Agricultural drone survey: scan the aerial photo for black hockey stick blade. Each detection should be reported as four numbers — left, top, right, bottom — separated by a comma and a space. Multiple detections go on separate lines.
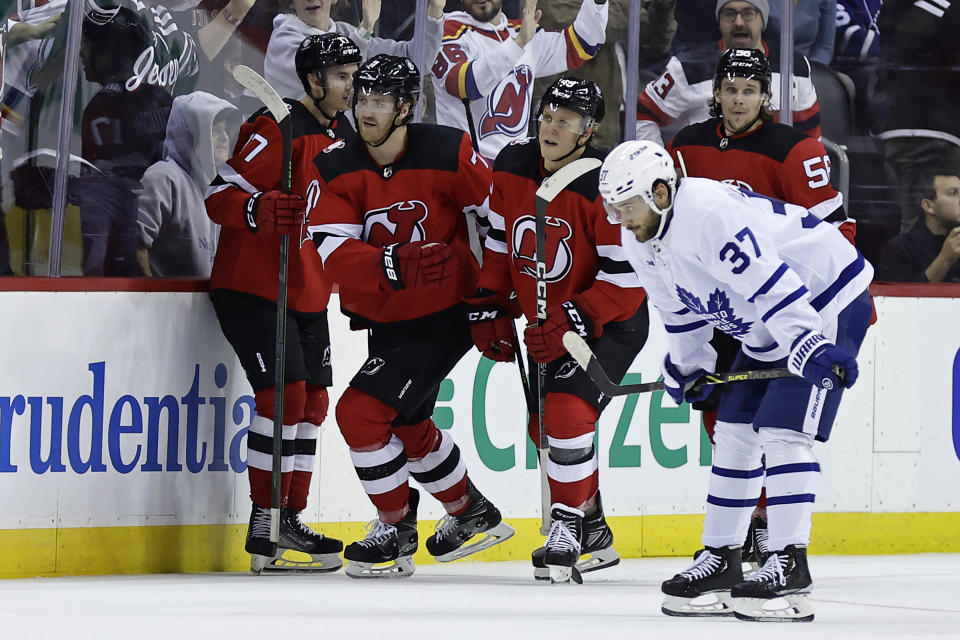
562, 331, 794, 397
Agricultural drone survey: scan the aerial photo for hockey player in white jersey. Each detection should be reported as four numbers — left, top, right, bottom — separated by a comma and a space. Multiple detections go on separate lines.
598, 141, 874, 622
431, 0, 608, 160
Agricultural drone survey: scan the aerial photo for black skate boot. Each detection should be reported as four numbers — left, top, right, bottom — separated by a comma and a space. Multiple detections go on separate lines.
425, 481, 515, 562
741, 513, 769, 570
732, 544, 814, 622
344, 488, 420, 579
542, 505, 584, 584
532, 494, 620, 581
246, 504, 279, 574
265, 508, 343, 573
661, 545, 743, 616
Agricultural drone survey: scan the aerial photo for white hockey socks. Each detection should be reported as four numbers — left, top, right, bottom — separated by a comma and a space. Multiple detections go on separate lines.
759, 428, 820, 551
703, 421, 764, 548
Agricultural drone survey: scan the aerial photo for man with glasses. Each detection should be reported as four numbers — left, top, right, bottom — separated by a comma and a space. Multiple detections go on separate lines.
471, 76, 648, 582
306, 54, 514, 579
636, 0, 822, 146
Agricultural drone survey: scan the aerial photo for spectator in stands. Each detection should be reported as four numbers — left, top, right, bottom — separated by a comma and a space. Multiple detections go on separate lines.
166, 0, 255, 96
74, 5, 174, 276
832, 0, 880, 129
432, 0, 609, 160
636, 0, 822, 146
0, 5, 62, 276
876, 171, 960, 283
871, 0, 960, 233
136, 92, 240, 277
833, 0, 879, 63
531, 0, 676, 152
265, 0, 445, 99
766, 0, 835, 65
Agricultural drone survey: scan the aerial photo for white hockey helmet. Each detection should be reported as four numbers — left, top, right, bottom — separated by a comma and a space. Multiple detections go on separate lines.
599, 140, 677, 231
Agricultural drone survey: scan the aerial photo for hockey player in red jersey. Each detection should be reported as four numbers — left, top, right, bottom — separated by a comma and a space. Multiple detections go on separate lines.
472, 77, 648, 583
667, 47, 855, 569
204, 33, 362, 574
306, 54, 514, 579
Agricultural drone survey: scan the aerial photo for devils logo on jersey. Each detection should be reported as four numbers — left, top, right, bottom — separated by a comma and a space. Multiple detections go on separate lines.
479, 65, 533, 139
300, 179, 322, 248
363, 200, 429, 247
511, 215, 573, 282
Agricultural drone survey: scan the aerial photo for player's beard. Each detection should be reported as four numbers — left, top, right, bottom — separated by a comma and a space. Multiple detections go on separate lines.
467, 0, 502, 23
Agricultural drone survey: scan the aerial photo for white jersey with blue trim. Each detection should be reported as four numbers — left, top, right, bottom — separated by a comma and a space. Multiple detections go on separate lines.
619, 177, 874, 372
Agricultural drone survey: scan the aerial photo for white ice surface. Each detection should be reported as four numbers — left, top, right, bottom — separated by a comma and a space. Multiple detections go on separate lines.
2, 554, 959, 640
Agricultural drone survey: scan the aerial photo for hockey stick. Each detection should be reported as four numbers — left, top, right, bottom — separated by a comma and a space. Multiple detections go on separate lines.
233, 65, 292, 544
562, 331, 794, 397
459, 99, 538, 430
534, 157, 603, 535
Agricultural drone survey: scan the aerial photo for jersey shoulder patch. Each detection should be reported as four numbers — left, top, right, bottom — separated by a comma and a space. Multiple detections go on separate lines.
736, 121, 807, 163
671, 118, 721, 149
493, 137, 540, 178
404, 124, 467, 172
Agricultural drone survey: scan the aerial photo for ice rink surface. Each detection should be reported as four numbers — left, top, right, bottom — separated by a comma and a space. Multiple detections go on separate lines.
2, 554, 958, 640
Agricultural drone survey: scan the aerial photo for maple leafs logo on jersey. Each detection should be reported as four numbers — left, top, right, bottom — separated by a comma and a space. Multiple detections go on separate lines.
676, 285, 753, 337
511, 215, 573, 282
363, 200, 429, 247
479, 65, 533, 139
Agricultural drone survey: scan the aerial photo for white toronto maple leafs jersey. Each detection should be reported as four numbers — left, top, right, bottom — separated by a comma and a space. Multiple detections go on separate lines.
619, 178, 873, 373
432, 3, 606, 160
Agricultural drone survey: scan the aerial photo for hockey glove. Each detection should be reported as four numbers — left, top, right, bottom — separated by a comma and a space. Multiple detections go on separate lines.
524, 299, 597, 364
788, 331, 859, 390
381, 241, 455, 291
465, 289, 517, 362
244, 191, 306, 234
662, 354, 711, 406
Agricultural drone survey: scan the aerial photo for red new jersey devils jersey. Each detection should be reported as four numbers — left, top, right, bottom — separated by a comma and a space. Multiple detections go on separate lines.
206, 101, 353, 312
478, 139, 645, 327
307, 124, 493, 324
668, 118, 846, 223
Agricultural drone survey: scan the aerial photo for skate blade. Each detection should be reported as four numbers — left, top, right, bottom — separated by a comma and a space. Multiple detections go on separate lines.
661, 592, 735, 617
548, 565, 583, 585
258, 550, 343, 574
433, 522, 515, 562
345, 555, 415, 579
577, 547, 620, 574
732, 595, 814, 622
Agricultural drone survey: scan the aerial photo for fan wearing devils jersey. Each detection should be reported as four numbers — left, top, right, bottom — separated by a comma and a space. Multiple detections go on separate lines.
307, 55, 514, 579
473, 77, 647, 582
204, 34, 362, 575
667, 48, 854, 567
432, 0, 608, 161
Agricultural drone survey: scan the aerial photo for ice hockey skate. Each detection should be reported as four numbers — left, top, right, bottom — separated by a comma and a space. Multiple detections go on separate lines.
732, 544, 814, 622
741, 513, 770, 571
246, 505, 344, 574
540, 505, 585, 584
426, 481, 514, 562
661, 545, 743, 616
344, 488, 420, 579
532, 495, 619, 581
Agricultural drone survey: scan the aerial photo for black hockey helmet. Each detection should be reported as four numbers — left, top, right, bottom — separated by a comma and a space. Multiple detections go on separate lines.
352, 54, 421, 117
81, 5, 155, 83
296, 33, 362, 97
537, 76, 606, 125
714, 48, 771, 93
